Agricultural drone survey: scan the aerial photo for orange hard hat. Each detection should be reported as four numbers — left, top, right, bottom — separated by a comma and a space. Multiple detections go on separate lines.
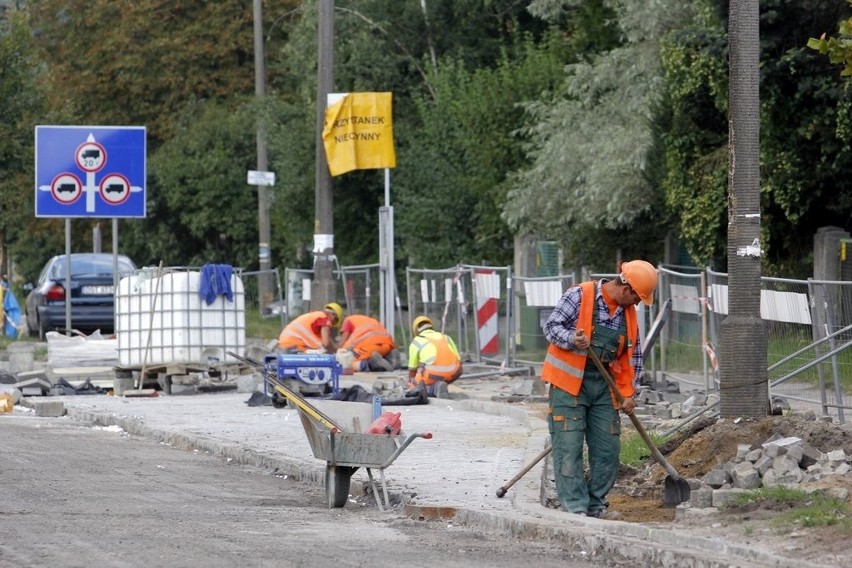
619, 260, 658, 306
324, 302, 344, 328
412, 315, 433, 335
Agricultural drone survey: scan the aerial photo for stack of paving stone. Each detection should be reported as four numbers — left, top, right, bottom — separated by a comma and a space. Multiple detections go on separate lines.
687, 432, 851, 509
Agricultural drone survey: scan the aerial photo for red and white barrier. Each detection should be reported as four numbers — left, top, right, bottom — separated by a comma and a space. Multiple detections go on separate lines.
475, 269, 500, 356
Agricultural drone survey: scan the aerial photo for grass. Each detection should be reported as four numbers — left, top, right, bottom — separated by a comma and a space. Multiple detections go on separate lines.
0, 334, 42, 348
245, 310, 285, 343
729, 486, 852, 531
619, 430, 668, 468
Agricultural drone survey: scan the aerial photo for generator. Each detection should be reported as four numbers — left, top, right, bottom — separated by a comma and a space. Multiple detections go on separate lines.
263, 353, 341, 407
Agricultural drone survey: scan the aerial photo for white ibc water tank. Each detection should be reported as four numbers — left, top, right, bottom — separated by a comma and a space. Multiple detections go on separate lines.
115, 269, 246, 367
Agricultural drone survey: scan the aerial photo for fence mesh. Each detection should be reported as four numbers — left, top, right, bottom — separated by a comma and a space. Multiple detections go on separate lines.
512, 274, 575, 364
284, 264, 382, 322
656, 267, 710, 390
273, 260, 852, 422
240, 269, 285, 325
404, 266, 474, 359
707, 269, 852, 421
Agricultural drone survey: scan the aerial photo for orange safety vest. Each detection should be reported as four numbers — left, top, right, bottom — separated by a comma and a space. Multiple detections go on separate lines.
278, 311, 327, 351
541, 281, 638, 402
341, 315, 395, 362
411, 330, 462, 386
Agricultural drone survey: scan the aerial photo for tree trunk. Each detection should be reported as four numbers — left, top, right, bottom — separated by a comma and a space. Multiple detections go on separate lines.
720, 0, 768, 418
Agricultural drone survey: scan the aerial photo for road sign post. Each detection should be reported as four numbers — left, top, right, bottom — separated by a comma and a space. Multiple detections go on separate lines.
35, 125, 146, 335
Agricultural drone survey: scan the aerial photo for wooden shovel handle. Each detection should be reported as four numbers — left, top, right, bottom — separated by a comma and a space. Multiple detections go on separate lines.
586, 349, 683, 481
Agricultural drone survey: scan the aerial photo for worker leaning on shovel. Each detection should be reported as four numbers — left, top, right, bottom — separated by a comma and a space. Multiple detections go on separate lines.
541, 260, 658, 519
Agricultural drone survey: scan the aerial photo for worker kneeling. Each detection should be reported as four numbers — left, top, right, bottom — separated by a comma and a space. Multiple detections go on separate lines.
338, 314, 397, 373
407, 316, 463, 398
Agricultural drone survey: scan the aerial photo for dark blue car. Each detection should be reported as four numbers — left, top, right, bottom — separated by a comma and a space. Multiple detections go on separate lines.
25, 253, 137, 339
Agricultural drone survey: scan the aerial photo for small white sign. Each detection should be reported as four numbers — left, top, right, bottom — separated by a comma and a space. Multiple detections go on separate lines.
247, 170, 276, 186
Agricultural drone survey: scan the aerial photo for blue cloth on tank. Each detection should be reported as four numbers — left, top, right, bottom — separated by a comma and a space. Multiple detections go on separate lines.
199, 264, 234, 305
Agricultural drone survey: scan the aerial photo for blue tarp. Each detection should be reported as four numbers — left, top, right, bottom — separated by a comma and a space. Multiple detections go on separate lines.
3, 287, 22, 339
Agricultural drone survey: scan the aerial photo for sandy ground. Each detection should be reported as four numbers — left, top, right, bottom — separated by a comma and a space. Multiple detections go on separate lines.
540, 411, 852, 567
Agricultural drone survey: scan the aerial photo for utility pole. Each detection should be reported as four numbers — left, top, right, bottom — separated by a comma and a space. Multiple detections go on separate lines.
312, 0, 336, 309
253, 0, 273, 307
720, 0, 767, 418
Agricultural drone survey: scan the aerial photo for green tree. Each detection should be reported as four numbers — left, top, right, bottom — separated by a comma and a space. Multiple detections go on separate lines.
504, 0, 695, 270
27, 0, 258, 148
394, 36, 568, 267
0, 9, 50, 282
657, 3, 729, 268
19, 0, 297, 275
266, 0, 562, 270
659, 0, 852, 275
135, 100, 258, 268
808, 0, 852, 76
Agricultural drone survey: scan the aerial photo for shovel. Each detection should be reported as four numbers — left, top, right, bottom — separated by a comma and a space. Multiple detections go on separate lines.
495, 445, 552, 498
586, 348, 691, 507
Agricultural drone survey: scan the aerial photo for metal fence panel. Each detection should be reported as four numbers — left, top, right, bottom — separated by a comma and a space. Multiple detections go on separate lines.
656, 267, 710, 390
284, 264, 382, 321
461, 264, 512, 365
405, 266, 471, 358
276, 259, 852, 422
512, 274, 575, 364
240, 269, 285, 324
707, 268, 852, 421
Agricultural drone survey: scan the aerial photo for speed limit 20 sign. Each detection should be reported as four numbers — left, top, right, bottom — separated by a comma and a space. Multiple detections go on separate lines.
34, 125, 146, 218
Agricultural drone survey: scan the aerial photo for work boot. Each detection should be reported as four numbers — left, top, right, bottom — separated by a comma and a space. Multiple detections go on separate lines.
588, 509, 621, 520
433, 381, 449, 399
368, 352, 393, 373
388, 349, 402, 370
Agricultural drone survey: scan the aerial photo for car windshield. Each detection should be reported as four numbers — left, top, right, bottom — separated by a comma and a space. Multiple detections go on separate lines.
50, 257, 136, 279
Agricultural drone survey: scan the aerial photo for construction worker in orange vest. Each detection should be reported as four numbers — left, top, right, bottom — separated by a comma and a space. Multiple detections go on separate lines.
277, 302, 343, 353
408, 315, 463, 397
541, 260, 657, 519
338, 314, 397, 372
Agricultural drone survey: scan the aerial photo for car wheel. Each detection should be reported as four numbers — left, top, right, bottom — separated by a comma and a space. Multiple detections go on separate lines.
26, 313, 39, 337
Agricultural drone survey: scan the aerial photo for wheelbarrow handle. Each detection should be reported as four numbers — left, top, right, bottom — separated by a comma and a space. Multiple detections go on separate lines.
379, 432, 432, 469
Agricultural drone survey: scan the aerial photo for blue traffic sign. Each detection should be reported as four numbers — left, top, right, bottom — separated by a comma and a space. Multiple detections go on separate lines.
35, 125, 146, 218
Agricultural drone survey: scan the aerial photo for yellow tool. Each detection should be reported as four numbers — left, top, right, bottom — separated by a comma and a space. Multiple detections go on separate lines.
266, 375, 344, 432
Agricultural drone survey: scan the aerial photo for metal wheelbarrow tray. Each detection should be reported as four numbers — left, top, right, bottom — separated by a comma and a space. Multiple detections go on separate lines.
266, 374, 431, 509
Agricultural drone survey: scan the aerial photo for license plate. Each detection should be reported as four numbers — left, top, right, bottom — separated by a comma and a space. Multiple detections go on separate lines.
81, 285, 114, 295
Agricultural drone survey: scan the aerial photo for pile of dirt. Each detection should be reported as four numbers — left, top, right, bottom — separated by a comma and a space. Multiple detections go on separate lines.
610, 413, 852, 525
658, 413, 852, 481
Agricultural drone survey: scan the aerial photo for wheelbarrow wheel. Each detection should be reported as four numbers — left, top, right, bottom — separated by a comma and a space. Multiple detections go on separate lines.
325, 465, 357, 508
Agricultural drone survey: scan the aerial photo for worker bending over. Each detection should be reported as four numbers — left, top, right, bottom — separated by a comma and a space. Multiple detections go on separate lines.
277, 302, 343, 354
541, 259, 657, 519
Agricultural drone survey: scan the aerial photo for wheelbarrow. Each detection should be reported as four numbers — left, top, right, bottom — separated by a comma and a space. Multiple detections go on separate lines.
267, 375, 432, 510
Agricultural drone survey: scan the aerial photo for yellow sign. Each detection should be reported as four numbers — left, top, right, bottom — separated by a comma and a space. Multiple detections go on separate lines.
322, 92, 396, 177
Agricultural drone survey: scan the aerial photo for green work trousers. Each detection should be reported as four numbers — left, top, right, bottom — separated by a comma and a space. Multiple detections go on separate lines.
548, 374, 621, 515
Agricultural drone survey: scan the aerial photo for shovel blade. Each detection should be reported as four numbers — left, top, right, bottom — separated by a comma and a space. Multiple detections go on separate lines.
663, 475, 691, 507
